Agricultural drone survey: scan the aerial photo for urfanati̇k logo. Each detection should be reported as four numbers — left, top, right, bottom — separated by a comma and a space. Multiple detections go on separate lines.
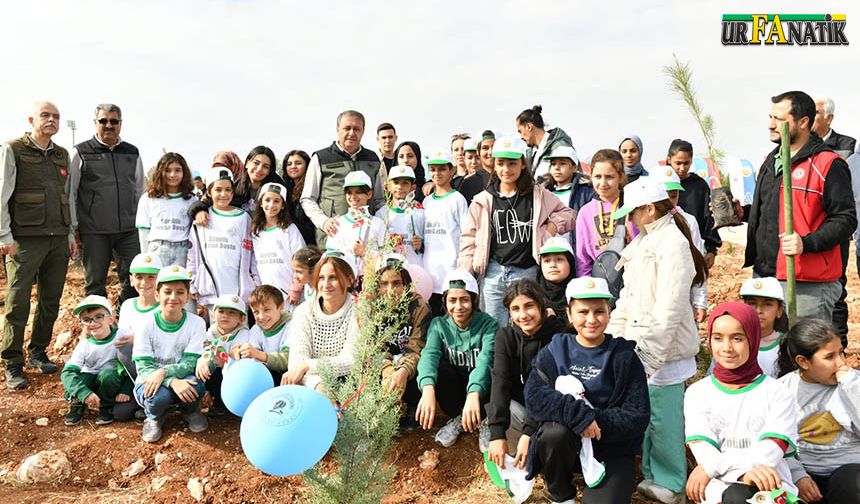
722, 14, 848, 45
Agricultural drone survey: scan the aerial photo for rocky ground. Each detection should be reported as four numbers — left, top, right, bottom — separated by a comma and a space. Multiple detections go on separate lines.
0, 241, 857, 503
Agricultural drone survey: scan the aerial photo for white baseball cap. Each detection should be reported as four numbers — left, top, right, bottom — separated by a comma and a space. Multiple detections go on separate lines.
740, 277, 785, 302
343, 170, 373, 189
321, 249, 358, 278
565, 277, 612, 301
157, 264, 194, 284
130, 253, 163, 275
427, 148, 453, 165
73, 294, 113, 316
388, 165, 415, 181
258, 182, 289, 201
545, 145, 580, 165
463, 137, 480, 152
376, 252, 408, 273
539, 236, 574, 256
202, 166, 235, 187
492, 137, 528, 159
649, 167, 685, 192
443, 270, 479, 295
612, 178, 669, 220
213, 294, 247, 314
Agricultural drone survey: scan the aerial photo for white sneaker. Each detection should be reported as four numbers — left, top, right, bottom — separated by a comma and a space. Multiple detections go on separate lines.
435, 415, 464, 448
637, 479, 686, 504
478, 419, 491, 452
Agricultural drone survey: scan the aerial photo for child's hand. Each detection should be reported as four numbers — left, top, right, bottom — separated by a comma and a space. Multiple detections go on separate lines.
411, 234, 423, 251
353, 239, 366, 257
143, 368, 167, 398
84, 393, 100, 409
384, 367, 408, 395
488, 439, 508, 467
461, 392, 481, 433
416, 385, 437, 430
229, 346, 243, 361
741, 464, 782, 491
194, 210, 209, 227
237, 344, 267, 362
170, 378, 200, 403
288, 290, 301, 305
115, 393, 130, 403
694, 308, 707, 323
581, 420, 601, 440
685, 465, 711, 503
114, 335, 134, 347
837, 363, 852, 381
546, 221, 558, 236
282, 363, 309, 385
796, 476, 823, 503
513, 434, 530, 469
195, 359, 212, 381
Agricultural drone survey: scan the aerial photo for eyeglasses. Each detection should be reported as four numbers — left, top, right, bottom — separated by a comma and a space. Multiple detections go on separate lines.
80, 313, 108, 325
97, 118, 121, 125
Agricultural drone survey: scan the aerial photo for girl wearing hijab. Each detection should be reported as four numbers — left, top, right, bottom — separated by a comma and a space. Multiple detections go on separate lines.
684, 302, 798, 504
535, 237, 577, 322
392, 141, 427, 203
619, 135, 648, 183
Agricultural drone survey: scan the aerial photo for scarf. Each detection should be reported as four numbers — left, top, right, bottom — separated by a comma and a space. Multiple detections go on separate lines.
708, 301, 763, 385
619, 135, 645, 177
212, 151, 245, 180
537, 252, 577, 316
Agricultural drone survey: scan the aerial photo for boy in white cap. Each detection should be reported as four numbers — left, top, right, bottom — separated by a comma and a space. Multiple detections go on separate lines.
423, 149, 469, 316
525, 276, 649, 504
375, 164, 425, 265
195, 293, 249, 416
463, 137, 481, 176
132, 265, 208, 443
187, 166, 257, 318
61, 295, 131, 426
543, 145, 595, 213
326, 170, 385, 274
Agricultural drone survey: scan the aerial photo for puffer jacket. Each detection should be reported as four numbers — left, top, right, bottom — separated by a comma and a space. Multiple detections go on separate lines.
607, 214, 699, 375
457, 186, 576, 278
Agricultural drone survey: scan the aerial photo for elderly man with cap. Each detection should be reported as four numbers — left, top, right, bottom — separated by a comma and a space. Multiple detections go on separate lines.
68, 103, 146, 304
0, 101, 78, 389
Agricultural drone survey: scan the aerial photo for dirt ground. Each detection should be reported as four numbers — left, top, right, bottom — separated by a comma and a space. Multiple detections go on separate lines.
0, 242, 857, 503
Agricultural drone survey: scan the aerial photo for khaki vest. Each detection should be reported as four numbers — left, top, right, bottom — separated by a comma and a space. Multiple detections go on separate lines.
7, 134, 71, 238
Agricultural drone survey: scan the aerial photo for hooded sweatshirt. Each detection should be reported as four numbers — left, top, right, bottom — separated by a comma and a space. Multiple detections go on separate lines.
487, 316, 567, 440
620, 135, 648, 183
416, 311, 499, 398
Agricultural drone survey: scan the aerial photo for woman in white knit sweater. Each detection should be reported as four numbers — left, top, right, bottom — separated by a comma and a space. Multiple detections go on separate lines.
282, 250, 359, 392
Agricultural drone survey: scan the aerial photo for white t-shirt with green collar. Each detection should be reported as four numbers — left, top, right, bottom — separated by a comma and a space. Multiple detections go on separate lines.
131, 310, 206, 383
117, 297, 160, 337
251, 223, 306, 293
66, 330, 119, 374
422, 190, 468, 294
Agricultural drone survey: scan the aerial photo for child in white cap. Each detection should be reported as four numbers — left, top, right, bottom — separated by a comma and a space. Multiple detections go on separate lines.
739, 277, 787, 378
423, 149, 469, 316
187, 167, 258, 318
325, 170, 385, 275
543, 145, 594, 213
415, 270, 498, 451
607, 178, 709, 503
195, 293, 249, 416
525, 277, 649, 504
132, 265, 208, 443
463, 137, 481, 176
536, 236, 577, 322
61, 295, 133, 426
375, 164, 425, 265
250, 182, 306, 294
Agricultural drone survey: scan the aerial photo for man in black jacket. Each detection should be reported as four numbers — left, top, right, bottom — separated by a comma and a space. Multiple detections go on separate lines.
68, 103, 145, 304
813, 97, 857, 157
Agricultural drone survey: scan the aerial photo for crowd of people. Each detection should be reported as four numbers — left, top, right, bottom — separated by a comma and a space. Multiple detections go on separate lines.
1, 90, 859, 503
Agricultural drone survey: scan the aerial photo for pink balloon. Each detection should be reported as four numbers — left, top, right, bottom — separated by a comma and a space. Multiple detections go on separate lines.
405, 263, 433, 301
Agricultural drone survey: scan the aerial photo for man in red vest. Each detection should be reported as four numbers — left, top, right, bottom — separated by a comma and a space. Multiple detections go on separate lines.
742, 91, 856, 325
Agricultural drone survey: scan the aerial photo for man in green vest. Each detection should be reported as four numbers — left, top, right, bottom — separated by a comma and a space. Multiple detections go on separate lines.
300, 110, 384, 247
0, 101, 78, 389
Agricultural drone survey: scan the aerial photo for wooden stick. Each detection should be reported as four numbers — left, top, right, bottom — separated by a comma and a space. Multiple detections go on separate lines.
780, 122, 797, 326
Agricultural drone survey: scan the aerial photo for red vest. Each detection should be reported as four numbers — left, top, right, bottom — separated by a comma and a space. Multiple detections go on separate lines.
777, 150, 842, 282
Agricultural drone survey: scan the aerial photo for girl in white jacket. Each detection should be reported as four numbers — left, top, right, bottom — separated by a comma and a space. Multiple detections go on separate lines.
607, 178, 708, 504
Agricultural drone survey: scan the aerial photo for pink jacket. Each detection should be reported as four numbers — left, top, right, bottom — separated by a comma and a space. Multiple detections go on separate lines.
458, 186, 576, 278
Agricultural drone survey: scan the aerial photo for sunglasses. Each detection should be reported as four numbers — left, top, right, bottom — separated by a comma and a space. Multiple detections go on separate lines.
97, 118, 121, 125
80, 313, 108, 325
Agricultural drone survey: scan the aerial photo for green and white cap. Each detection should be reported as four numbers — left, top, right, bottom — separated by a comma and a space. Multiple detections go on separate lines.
321, 249, 357, 278
130, 253, 162, 275
539, 236, 574, 256
343, 170, 373, 189
213, 294, 247, 314
443, 270, 479, 295
73, 294, 113, 316
376, 252, 407, 273
612, 178, 669, 220
649, 167, 685, 192
545, 145, 579, 165
492, 137, 528, 159
565, 277, 612, 301
202, 166, 235, 187
157, 264, 194, 284
427, 148, 453, 165
740, 277, 785, 302
463, 137, 479, 152
258, 182, 289, 201
388, 165, 415, 180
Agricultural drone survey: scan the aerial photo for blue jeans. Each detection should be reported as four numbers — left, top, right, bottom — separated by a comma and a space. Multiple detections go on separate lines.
147, 239, 190, 268
133, 375, 207, 421
481, 260, 538, 326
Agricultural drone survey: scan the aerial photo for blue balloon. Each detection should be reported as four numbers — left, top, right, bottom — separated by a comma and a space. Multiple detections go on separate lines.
221, 358, 274, 417
240, 385, 338, 477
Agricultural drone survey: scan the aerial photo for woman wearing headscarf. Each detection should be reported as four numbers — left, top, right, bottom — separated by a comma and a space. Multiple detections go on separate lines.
392, 141, 427, 203
619, 135, 648, 183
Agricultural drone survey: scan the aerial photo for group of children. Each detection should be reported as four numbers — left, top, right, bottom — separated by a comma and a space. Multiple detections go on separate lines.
56, 136, 858, 504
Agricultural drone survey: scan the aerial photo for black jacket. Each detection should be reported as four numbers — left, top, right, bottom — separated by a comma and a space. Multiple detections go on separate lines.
486, 317, 567, 441
524, 333, 649, 478
744, 135, 857, 276
824, 129, 857, 156
678, 173, 721, 254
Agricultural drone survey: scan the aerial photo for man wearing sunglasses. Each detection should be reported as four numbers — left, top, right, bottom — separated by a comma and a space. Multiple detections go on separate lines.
68, 103, 146, 305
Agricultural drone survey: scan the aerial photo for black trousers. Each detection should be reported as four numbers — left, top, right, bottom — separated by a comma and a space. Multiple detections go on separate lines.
832, 273, 849, 348
533, 421, 636, 503
810, 463, 860, 504
80, 231, 139, 304
205, 366, 225, 406
431, 358, 486, 419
